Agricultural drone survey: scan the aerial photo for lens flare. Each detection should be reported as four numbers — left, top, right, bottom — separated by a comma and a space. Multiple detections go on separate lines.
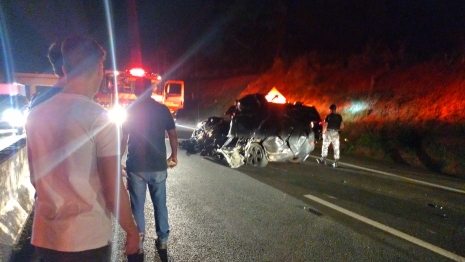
3, 108, 26, 127
108, 104, 127, 125
103, 1, 124, 259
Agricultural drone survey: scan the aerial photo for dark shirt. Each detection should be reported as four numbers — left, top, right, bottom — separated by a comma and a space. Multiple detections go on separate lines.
325, 113, 343, 130
123, 97, 175, 172
29, 87, 63, 109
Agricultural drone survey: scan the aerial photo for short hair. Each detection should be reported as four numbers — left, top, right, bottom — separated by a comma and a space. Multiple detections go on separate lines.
47, 41, 64, 77
134, 78, 153, 97
329, 104, 337, 110
61, 35, 106, 78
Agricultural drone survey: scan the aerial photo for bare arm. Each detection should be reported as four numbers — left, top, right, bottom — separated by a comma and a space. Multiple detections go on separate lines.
97, 155, 139, 254
166, 129, 178, 168
322, 122, 328, 134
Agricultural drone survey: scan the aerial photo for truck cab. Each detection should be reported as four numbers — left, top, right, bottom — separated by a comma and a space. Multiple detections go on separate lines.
96, 68, 184, 116
152, 80, 184, 116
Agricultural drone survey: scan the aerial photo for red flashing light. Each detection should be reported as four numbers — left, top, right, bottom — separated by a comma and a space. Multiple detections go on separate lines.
129, 68, 146, 77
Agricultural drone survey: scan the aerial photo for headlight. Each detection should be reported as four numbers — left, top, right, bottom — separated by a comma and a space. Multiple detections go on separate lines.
3, 109, 26, 127
108, 104, 127, 125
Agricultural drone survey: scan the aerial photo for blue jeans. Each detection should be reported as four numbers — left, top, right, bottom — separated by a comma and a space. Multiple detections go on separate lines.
127, 170, 169, 244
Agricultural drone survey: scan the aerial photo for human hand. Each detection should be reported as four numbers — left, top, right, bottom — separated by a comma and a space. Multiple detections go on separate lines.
125, 231, 140, 255
167, 156, 178, 168
121, 165, 127, 178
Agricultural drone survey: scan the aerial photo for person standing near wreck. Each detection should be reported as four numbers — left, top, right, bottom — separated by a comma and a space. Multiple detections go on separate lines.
121, 79, 178, 262
317, 104, 344, 167
26, 35, 140, 261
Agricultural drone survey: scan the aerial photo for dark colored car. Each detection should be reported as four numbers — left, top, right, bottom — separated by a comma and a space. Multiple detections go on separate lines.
180, 116, 230, 155
0, 94, 29, 135
181, 93, 322, 168
294, 102, 323, 142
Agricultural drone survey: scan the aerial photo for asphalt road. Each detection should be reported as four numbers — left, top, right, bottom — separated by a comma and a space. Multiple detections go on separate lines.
8, 125, 465, 262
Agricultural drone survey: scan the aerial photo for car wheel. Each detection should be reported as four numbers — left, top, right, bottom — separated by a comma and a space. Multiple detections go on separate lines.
246, 142, 268, 167
288, 156, 303, 163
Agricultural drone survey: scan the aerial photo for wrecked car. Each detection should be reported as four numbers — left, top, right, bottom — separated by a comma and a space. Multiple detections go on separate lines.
181, 93, 321, 168
179, 105, 235, 155
219, 93, 320, 168
179, 115, 230, 155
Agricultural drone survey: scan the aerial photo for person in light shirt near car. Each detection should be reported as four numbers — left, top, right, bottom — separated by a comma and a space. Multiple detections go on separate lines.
317, 104, 344, 167
26, 35, 139, 261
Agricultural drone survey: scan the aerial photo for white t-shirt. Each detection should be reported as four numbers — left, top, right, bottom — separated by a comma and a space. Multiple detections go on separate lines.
26, 93, 118, 252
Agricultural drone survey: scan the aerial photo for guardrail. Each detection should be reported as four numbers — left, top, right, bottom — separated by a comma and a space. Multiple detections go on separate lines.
0, 138, 35, 247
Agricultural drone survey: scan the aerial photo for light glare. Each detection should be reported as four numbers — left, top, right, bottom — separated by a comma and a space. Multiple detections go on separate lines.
3, 108, 26, 127
108, 104, 127, 125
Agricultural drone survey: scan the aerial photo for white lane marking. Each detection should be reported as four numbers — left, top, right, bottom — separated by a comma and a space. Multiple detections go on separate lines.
309, 156, 465, 195
323, 194, 337, 199
304, 194, 465, 262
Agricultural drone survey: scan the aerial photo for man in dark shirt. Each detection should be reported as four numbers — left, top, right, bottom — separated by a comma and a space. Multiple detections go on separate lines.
121, 80, 178, 262
317, 104, 344, 167
29, 40, 65, 109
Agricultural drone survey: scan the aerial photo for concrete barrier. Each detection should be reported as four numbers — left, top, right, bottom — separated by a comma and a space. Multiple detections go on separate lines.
0, 138, 35, 248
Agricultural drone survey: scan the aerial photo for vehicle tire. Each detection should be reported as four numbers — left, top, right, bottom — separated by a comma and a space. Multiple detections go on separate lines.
246, 142, 268, 167
288, 156, 303, 163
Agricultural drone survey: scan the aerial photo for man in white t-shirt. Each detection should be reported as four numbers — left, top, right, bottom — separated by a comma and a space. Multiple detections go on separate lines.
26, 35, 139, 261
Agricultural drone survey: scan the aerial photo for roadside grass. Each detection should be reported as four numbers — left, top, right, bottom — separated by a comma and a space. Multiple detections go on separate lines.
342, 121, 465, 178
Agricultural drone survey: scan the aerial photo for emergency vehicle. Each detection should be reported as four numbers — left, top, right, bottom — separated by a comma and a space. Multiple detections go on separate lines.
96, 68, 184, 116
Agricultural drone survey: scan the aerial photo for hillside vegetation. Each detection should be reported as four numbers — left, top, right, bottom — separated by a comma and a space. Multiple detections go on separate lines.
178, 54, 465, 178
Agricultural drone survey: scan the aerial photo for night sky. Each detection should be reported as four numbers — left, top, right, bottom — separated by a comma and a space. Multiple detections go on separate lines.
1, 0, 465, 78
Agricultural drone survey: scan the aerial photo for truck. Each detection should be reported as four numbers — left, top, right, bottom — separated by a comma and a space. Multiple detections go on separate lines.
95, 68, 184, 117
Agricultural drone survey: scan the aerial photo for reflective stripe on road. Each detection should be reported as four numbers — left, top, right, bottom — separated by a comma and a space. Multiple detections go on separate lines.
309, 156, 465, 195
304, 194, 465, 262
